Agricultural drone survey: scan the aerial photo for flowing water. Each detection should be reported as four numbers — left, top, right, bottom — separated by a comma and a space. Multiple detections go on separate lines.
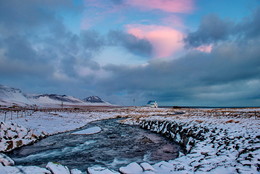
8, 118, 180, 171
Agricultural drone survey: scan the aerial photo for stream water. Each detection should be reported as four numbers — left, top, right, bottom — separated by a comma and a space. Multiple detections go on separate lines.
8, 118, 180, 171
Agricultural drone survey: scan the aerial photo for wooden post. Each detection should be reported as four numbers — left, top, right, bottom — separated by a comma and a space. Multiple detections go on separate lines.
4, 112, 7, 122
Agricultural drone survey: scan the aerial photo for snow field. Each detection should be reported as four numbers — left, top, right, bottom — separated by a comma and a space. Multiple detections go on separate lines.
0, 107, 259, 173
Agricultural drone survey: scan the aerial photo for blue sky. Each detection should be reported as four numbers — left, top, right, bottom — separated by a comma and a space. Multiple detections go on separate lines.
0, 0, 260, 106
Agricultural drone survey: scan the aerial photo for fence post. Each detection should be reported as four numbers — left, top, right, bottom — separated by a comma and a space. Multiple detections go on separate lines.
4, 112, 7, 122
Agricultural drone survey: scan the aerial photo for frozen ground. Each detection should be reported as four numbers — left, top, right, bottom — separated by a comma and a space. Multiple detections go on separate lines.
0, 107, 259, 173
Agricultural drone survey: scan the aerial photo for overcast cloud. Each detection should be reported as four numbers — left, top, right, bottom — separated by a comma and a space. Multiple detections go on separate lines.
0, 1, 259, 106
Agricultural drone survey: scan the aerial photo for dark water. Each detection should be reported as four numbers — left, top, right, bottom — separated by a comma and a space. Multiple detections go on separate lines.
7, 119, 180, 171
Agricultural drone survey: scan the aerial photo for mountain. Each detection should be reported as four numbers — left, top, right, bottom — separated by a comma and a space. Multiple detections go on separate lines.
28, 94, 88, 106
0, 85, 111, 107
83, 96, 105, 103
0, 85, 33, 106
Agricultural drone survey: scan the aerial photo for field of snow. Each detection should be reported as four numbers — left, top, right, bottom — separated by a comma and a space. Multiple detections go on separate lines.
0, 107, 259, 174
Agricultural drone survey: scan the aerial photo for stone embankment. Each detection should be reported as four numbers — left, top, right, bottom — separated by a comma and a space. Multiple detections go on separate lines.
138, 117, 260, 173
0, 122, 46, 152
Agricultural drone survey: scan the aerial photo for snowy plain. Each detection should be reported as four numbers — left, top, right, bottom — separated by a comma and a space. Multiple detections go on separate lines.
0, 107, 259, 174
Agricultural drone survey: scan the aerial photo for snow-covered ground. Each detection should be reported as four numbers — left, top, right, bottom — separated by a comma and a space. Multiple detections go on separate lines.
0, 107, 259, 174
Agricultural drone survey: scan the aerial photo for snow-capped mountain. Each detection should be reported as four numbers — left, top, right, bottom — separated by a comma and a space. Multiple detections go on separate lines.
83, 96, 105, 103
0, 85, 111, 107
28, 94, 88, 106
0, 85, 33, 106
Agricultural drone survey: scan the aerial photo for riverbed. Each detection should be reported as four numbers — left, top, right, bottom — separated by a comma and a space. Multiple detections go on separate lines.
7, 118, 180, 171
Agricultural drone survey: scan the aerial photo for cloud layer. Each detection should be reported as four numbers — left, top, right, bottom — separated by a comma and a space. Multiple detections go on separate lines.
127, 0, 194, 13
0, 1, 259, 106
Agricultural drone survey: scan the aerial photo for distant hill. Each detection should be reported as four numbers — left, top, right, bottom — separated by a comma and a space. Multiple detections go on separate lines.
0, 84, 111, 107
0, 85, 34, 106
83, 96, 105, 103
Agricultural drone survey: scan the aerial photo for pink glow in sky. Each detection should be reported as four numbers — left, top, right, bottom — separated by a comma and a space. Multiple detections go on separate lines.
127, 24, 184, 58
195, 45, 213, 53
127, 0, 194, 13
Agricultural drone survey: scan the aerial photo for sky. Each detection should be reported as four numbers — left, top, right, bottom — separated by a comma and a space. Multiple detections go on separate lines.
0, 0, 260, 107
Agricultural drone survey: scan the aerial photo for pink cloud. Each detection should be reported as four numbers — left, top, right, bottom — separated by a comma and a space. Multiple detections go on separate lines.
127, 0, 194, 13
127, 24, 184, 58
195, 45, 213, 53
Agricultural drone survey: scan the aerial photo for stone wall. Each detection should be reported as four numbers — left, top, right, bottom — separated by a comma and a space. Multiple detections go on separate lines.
140, 120, 209, 154
139, 119, 260, 173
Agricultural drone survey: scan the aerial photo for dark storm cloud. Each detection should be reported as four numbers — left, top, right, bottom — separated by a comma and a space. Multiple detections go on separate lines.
0, 0, 79, 35
236, 8, 260, 39
184, 15, 233, 47
107, 30, 153, 57
185, 8, 260, 48
0, 0, 92, 88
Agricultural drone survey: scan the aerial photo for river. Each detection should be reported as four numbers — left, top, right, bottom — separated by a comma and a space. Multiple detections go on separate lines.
7, 118, 180, 171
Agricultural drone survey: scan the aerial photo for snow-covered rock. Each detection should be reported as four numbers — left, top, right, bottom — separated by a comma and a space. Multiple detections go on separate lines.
0, 122, 45, 152
46, 162, 70, 174
70, 168, 84, 174
87, 166, 120, 174
17, 166, 52, 174
0, 165, 51, 174
0, 153, 14, 166
140, 162, 155, 172
119, 162, 144, 174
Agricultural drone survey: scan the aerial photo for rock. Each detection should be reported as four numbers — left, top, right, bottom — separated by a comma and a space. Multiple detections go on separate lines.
5, 141, 13, 151
0, 153, 15, 166
0, 165, 51, 174
17, 166, 52, 174
119, 162, 144, 174
0, 165, 21, 174
71, 168, 84, 174
15, 140, 23, 147
46, 162, 70, 174
87, 166, 120, 174
140, 162, 155, 171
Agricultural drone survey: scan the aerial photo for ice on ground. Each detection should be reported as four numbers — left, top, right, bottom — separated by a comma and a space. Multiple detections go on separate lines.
71, 126, 102, 135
